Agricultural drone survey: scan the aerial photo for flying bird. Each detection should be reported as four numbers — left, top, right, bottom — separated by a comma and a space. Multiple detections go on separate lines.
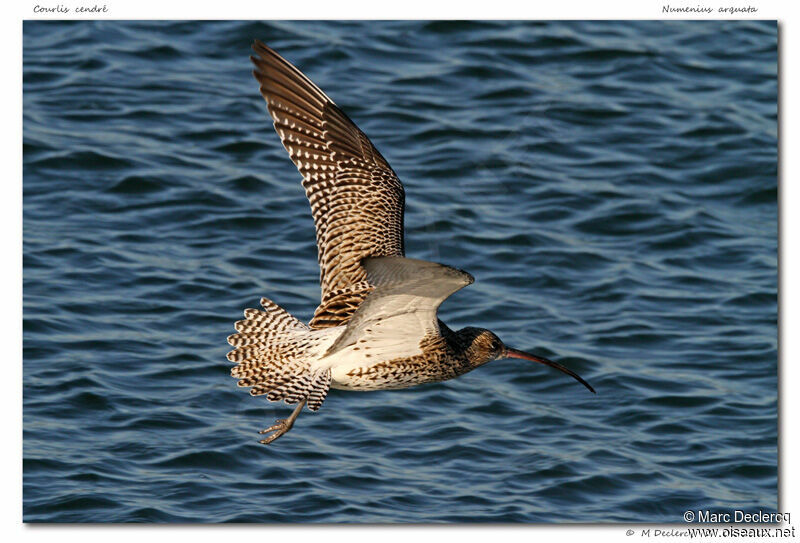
227, 41, 595, 445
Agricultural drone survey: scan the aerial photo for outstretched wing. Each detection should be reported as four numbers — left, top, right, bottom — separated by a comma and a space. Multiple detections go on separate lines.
251, 41, 405, 329
322, 257, 474, 360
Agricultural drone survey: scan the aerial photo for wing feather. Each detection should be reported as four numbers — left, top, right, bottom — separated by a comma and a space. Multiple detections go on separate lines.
322, 257, 474, 359
251, 42, 406, 329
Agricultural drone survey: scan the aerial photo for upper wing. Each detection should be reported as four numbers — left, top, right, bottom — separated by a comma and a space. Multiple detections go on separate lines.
322, 257, 474, 359
251, 41, 405, 329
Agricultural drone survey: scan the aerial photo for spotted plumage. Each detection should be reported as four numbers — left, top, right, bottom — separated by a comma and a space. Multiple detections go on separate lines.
227, 297, 335, 411
229, 41, 595, 445
250, 40, 404, 330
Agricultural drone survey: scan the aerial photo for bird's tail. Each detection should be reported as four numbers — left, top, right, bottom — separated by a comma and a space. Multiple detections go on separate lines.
227, 297, 331, 411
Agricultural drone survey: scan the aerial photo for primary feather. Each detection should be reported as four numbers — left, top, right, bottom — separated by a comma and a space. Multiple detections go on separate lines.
251, 40, 406, 329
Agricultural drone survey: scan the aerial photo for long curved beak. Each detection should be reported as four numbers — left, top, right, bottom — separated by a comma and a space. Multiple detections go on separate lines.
504, 348, 596, 394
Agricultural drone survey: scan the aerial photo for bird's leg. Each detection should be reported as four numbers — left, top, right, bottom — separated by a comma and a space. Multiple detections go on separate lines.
259, 398, 307, 445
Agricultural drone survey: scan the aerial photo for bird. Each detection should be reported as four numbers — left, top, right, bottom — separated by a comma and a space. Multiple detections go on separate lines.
227, 40, 596, 445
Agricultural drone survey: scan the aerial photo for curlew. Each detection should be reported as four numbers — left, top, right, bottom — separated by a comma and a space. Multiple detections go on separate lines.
227, 41, 595, 445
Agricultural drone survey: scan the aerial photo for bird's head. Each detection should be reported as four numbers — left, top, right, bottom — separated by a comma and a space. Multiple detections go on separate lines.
457, 327, 595, 394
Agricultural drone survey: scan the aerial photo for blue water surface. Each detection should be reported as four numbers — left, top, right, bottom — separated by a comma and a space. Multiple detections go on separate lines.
22, 20, 777, 523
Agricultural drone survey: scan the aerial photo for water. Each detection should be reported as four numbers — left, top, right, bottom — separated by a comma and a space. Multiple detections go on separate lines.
23, 20, 777, 523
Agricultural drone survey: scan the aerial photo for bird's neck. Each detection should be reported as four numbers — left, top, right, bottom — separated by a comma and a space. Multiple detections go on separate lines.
439, 321, 491, 370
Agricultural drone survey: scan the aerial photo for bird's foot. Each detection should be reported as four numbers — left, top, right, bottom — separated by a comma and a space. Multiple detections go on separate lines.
258, 418, 293, 445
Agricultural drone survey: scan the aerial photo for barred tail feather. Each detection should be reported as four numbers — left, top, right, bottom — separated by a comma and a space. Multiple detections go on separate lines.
307, 369, 331, 411
229, 297, 309, 342
267, 370, 331, 409
227, 297, 332, 411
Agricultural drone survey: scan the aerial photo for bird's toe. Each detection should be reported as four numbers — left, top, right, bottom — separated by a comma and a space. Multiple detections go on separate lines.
258, 419, 293, 444
259, 419, 287, 434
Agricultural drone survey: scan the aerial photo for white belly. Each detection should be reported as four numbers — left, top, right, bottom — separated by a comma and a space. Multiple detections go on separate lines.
308, 322, 430, 391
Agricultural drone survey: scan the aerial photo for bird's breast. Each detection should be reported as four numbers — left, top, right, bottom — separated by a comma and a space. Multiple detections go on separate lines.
327, 348, 472, 391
